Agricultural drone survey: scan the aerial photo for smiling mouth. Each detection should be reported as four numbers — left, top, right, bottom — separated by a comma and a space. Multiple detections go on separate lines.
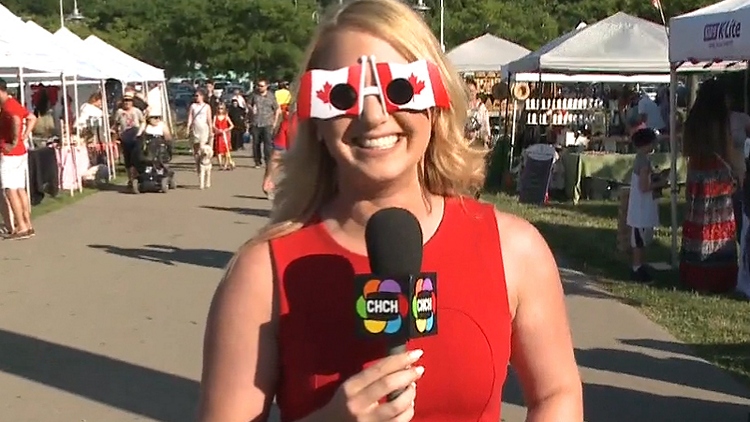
351, 135, 402, 150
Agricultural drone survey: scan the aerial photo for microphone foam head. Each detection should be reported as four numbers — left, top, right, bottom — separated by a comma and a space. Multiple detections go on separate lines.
365, 207, 423, 276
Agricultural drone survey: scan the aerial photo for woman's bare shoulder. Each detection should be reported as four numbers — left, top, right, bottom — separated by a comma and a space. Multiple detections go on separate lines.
199, 240, 278, 420
491, 208, 560, 314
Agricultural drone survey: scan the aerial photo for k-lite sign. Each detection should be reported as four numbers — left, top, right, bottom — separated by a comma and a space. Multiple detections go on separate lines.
703, 19, 742, 48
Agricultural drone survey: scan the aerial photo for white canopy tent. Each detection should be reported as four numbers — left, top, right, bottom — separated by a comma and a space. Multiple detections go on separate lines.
52, 27, 141, 82
670, 0, 750, 64
81, 35, 173, 128
666, 0, 750, 266
505, 12, 671, 75
83, 35, 165, 81
447, 33, 530, 72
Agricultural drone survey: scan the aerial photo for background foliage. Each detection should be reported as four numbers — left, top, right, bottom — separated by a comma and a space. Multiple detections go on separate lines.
2, 0, 719, 79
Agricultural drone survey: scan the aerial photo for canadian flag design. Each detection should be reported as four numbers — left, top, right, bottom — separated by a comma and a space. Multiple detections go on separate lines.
375, 60, 450, 112
297, 64, 362, 120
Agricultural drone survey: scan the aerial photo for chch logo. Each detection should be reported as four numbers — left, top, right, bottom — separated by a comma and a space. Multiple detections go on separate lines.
356, 278, 408, 334
412, 277, 435, 333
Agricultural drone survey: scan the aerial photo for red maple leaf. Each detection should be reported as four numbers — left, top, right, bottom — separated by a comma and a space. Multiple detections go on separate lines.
408, 74, 426, 95
316, 82, 333, 104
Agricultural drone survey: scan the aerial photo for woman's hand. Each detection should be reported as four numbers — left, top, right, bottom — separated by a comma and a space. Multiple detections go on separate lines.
312, 350, 424, 422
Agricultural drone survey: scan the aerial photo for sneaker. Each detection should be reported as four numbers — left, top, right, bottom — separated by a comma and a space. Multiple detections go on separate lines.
630, 265, 653, 283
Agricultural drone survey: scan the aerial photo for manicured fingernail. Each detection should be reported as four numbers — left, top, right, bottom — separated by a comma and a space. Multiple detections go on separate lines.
414, 366, 425, 377
408, 349, 424, 361
411, 382, 417, 389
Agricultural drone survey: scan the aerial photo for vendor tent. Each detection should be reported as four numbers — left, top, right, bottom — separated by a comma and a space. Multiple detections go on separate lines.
23, 21, 105, 80
447, 33, 530, 72
504, 12, 670, 74
83, 35, 165, 81
52, 27, 141, 82
669, 0, 750, 63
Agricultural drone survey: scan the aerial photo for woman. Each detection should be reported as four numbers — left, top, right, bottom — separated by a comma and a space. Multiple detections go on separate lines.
31, 89, 56, 139
188, 91, 212, 171
78, 91, 104, 127
464, 78, 491, 148
213, 104, 235, 170
198, 1, 582, 421
680, 79, 738, 293
138, 114, 172, 141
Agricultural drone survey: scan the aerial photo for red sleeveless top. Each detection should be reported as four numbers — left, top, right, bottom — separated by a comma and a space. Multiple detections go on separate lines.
270, 197, 512, 421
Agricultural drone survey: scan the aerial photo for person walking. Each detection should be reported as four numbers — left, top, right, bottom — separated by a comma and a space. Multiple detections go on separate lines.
228, 98, 246, 151
187, 91, 213, 171
113, 92, 145, 189
249, 79, 280, 168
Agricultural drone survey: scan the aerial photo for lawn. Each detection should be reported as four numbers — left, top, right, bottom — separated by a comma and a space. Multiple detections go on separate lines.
488, 193, 750, 387
30, 172, 126, 219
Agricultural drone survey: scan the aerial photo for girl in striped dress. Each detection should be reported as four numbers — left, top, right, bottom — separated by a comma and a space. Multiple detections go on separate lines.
679, 79, 738, 293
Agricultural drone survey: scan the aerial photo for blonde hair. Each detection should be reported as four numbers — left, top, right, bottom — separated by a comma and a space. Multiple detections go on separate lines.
255, 0, 485, 243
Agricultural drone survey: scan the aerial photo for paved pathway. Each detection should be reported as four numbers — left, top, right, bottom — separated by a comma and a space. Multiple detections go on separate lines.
0, 152, 748, 422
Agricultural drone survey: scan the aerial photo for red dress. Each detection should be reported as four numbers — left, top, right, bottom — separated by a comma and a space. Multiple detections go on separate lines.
213, 116, 230, 154
270, 197, 512, 422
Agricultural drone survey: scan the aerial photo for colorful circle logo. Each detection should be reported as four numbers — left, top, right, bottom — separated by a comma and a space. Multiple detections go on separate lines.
356, 279, 407, 334
411, 277, 435, 333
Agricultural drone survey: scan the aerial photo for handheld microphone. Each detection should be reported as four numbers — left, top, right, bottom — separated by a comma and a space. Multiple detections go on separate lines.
354, 207, 438, 401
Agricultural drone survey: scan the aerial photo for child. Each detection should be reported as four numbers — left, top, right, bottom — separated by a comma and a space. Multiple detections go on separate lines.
627, 128, 666, 282
213, 104, 235, 170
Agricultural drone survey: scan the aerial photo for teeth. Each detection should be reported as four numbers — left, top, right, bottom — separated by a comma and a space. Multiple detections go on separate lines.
358, 135, 399, 149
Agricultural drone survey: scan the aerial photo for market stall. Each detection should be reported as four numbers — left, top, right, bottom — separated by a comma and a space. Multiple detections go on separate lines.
502, 12, 683, 203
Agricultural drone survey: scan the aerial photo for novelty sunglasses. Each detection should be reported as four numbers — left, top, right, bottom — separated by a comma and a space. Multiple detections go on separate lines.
296, 55, 450, 120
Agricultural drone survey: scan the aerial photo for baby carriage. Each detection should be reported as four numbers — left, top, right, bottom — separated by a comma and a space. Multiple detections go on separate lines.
131, 134, 176, 194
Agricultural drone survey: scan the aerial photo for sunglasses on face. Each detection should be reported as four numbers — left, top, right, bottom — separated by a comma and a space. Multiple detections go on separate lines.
296, 56, 450, 120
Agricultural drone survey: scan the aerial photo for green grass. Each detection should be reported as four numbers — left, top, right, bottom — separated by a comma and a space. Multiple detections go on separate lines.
31, 172, 126, 219
488, 193, 750, 387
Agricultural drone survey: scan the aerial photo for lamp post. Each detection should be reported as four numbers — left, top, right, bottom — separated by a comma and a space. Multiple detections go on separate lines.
412, 0, 444, 52
60, 0, 85, 28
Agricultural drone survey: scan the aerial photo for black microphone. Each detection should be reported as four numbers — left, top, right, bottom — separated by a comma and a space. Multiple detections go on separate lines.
353, 207, 438, 401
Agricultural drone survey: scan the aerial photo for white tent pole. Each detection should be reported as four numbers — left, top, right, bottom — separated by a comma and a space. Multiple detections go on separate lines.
508, 99, 518, 170
73, 75, 81, 141
669, 65, 679, 267
18, 68, 32, 215
161, 82, 174, 134
60, 74, 76, 195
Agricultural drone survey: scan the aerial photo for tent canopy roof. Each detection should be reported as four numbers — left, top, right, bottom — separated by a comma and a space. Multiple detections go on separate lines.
83, 35, 165, 81
670, 0, 750, 64
446, 33, 530, 72
505, 12, 669, 75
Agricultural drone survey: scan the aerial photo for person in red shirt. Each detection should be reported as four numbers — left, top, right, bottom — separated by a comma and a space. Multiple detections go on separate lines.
262, 107, 297, 199
0, 78, 37, 239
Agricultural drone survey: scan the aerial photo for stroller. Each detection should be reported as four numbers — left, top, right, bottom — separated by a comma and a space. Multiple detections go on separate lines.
131, 134, 176, 194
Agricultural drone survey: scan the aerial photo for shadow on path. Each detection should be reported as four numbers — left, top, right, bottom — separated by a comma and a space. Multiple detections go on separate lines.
199, 205, 270, 218
502, 365, 749, 422
0, 328, 199, 422
88, 244, 233, 269
234, 194, 268, 200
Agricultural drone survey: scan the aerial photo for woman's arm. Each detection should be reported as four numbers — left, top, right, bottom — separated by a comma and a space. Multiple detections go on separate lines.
496, 210, 583, 422
163, 124, 172, 141
198, 241, 278, 422
187, 106, 193, 129
227, 118, 235, 132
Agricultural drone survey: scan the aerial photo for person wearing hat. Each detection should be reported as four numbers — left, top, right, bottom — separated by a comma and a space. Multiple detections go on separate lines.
113, 92, 145, 188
